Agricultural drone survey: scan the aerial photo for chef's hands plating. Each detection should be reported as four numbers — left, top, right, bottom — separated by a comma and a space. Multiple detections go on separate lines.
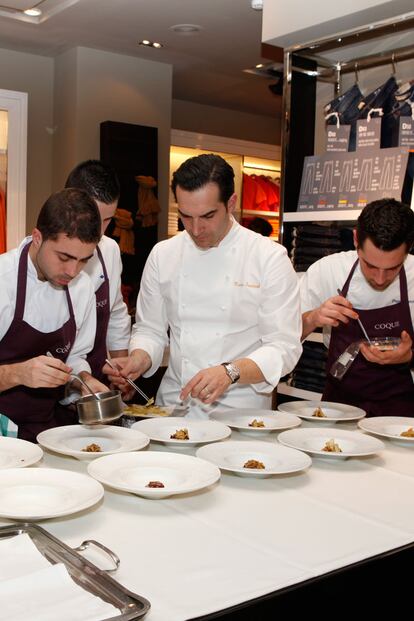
74, 371, 109, 396
360, 330, 413, 365
302, 294, 359, 339
180, 365, 232, 405
102, 349, 152, 400
0, 355, 72, 391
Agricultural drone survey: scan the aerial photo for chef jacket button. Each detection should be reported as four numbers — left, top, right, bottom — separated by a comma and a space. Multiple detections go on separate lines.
220, 305, 226, 311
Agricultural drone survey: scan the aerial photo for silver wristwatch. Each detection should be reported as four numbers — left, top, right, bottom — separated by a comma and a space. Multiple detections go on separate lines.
221, 361, 240, 384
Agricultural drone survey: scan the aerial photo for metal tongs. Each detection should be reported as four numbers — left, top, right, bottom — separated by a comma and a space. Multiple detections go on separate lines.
46, 351, 100, 400
105, 358, 154, 407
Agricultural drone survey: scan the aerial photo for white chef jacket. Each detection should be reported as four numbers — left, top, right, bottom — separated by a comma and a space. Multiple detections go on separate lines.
0, 237, 97, 376
82, 235, 131, 352
300, 250, 414, 377
130, 220, 302, 418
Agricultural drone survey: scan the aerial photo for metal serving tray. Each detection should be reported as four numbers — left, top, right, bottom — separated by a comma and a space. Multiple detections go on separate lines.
0, 523, 150, 621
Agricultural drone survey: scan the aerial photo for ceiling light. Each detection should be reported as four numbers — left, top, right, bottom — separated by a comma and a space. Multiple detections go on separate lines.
139, 40, 163, 49
256, 63, 264, 68
170, 24, 202, 35
23, 7, 42, 16
251, 0, 263, 10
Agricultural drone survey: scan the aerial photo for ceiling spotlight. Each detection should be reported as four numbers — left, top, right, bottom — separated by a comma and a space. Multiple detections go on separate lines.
251, 0, 263, 10
152, 42, 163, 48
23, 7, 42, 16
139, 40, 163, 49
140, 40, 151, 46
170, 23, 202, 35
255, 63, 264, 68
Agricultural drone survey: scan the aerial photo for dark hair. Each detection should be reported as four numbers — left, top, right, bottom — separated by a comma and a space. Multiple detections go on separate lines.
356, 198, 414, 251
65, 159, 120, 205
171, 154, 235, 205
36, 188, 101, 244
248, 217, 273, 237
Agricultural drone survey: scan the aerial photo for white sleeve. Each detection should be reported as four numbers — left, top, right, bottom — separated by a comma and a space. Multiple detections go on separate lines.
246, 248, 303, 392
300, 255, 338, 313
129, 247, 169, 376
66, 275, 97, 376
106, 244, 131, 351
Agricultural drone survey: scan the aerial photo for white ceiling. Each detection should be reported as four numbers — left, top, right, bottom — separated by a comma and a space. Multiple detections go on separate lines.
0, 0, 282, 117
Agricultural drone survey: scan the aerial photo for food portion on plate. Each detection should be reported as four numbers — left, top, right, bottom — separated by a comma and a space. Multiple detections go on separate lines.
400, 427, 414, 438
170, 428, 189, 440
243, 459, 265, 470
132, 417, 231, 446
123, 404, 170, 417
312, 407, 327, 418
248, 419, 265, 428
210, 409, 301, 433
82, 443, 102, 453
321, 439, 342, 453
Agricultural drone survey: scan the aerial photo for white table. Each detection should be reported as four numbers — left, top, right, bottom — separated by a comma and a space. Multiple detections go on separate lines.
2, 423, 414, 621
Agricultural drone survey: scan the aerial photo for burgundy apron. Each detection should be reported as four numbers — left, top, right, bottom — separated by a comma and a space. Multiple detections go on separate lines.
0, 242, 78, 442
86, 245, 110, 383
323, 259, 414, 416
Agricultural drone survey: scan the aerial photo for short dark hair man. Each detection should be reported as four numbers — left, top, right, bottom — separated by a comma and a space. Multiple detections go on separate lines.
301, 198, 414, 417
0, 188, 102, 441
105, 154, 302, 416
65, 160, 130, 383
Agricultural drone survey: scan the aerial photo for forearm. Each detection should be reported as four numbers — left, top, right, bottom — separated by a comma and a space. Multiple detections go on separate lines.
109, 349, 128, 359
233, 358, 265, 384
130, 348, 152, 376
0, 363, 23, 391
302, 310, 319, 339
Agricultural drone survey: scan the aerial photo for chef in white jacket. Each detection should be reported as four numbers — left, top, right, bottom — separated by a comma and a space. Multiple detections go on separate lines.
105, 154, 302, 417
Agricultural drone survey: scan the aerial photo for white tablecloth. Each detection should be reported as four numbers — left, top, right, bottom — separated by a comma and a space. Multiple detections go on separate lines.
1, 423, 414, 621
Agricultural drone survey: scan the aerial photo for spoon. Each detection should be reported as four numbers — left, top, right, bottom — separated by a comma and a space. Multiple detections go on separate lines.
46, 351, 100, 400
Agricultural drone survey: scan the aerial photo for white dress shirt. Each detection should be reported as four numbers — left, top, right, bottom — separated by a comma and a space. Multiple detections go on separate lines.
0, 237, 97, 376
82, 235, 131, 352
130, 221, 302, 417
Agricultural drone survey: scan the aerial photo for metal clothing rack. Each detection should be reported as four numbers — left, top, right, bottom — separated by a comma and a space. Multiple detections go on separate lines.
279, 11, 414, 236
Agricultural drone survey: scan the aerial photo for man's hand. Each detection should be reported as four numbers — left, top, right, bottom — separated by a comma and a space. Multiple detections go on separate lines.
17, 355, 72, 389
302, 295, 358, 338
180, 365, 232, 405
360, 330, 413, 365
77, 372, 109, 396
102, 349, 152, 397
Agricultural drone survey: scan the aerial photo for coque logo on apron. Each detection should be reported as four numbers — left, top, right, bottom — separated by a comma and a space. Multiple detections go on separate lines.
55, 341, 72, 354
96, 298, 108, 309
374, 321, 400, 330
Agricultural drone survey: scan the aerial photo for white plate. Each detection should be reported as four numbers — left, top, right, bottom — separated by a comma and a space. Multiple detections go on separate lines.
0, 468, 104, 520
278, 400, 366, 423
196, 440, 311, 477
278, 427, 384, 459
0, 437, 43, 469
358, 417, 414, 443
36, 425, 149, 460
87, 451, 221, 499
131, 417, 231, 446
209, 409, 301, 433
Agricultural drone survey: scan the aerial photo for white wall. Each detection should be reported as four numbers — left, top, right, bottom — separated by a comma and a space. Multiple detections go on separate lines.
0, 47, 54, 232
172, 99, 281, 145
53, 47, 173, 240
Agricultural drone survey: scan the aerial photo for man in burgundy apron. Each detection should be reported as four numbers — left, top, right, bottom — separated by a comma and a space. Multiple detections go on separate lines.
301, 198, 414, 417
0, 188, 101, 442
323, 259, 414, 416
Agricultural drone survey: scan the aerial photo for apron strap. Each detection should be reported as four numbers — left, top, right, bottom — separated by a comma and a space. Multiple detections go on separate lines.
14, 242, 31, 321
96, 245, 109, 282
339, 259, 359, 297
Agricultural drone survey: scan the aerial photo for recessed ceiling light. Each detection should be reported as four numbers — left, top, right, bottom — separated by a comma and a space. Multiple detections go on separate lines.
170, 23, 202, 35
23, 7, 42, 16
140, 39, 151, 46
152, 42, 163, 48
139, 40, 163, 49
256, 63, 264, 68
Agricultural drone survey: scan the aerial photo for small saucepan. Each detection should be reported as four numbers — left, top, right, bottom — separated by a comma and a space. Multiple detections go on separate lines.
77, 390, 124, 425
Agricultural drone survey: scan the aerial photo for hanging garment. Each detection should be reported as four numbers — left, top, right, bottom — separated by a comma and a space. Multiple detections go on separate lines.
135, 175, 161, 228
242, 173, 266, 211
323, 260, 414, 417
113, 208, 135, 255
357, 75, 399, 148
324, 83, 364, 151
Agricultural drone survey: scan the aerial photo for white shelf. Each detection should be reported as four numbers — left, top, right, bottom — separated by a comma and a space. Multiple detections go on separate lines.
283, 210, 361, 222
277, 382, 322, 401
242, 209, 279, 217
